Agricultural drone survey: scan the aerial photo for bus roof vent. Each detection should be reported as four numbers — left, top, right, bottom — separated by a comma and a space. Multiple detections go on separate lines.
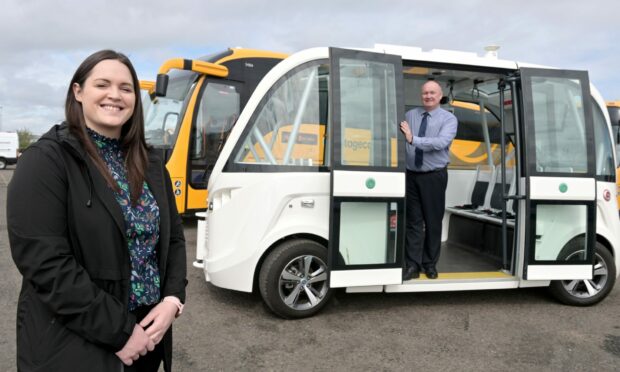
484, 45, 500, 59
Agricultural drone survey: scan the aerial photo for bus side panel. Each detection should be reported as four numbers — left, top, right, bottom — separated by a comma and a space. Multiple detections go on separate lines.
596, 180, 620, 275
205, 173, 329, 292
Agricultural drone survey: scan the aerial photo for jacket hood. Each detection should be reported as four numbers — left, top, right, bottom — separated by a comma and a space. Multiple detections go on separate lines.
39, 122, 95, 207
40, 122, 87, 160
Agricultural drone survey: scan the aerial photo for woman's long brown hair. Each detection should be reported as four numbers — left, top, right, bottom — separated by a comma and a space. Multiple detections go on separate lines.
65, 50, 148, 205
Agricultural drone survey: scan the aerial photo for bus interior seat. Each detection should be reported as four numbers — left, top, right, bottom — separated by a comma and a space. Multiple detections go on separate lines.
483, 162, 517, 220
450, 164, 495, 210
447, 150, 517, 226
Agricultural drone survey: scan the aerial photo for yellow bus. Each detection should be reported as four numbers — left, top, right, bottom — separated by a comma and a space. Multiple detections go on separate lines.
145, 48, 288, 214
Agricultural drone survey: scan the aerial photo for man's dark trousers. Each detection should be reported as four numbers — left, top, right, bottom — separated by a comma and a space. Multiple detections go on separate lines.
405, 167, 448, 272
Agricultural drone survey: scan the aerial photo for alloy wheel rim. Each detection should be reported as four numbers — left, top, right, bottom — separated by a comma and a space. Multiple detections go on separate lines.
278, 254, 328, 311
561, 251, 608, 299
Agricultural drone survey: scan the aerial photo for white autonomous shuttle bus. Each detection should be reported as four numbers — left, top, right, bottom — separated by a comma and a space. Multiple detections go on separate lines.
201, 45, 620, 318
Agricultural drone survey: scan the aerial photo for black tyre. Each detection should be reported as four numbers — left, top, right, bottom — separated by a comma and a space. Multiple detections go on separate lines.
259, 239, 332, 318
0, 158, 6, 170
549, 239, 616, 306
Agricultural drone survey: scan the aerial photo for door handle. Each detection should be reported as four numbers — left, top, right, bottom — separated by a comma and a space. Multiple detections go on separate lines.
301, 199, 315, 208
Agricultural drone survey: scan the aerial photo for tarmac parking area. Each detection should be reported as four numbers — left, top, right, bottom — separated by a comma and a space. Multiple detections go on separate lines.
1, 168, 619, 371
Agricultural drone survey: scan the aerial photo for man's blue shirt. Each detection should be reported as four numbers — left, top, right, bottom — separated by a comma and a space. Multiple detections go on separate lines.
405, 106, 458, 172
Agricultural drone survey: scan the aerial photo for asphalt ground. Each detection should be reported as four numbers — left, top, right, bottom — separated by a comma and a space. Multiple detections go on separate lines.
1, 166, 620, 371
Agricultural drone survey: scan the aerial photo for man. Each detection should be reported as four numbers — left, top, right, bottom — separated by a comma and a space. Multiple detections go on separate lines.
399, 80, 458, 280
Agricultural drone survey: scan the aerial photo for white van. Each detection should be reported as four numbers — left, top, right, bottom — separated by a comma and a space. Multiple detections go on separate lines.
200, 45, 620, 318
0, 132, 19, 169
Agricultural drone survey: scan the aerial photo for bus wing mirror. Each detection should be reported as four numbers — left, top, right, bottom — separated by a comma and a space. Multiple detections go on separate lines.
155, 74, 169, 97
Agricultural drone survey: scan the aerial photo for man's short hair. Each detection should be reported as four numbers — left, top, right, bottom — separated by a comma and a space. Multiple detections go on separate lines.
422, 79, 443, 94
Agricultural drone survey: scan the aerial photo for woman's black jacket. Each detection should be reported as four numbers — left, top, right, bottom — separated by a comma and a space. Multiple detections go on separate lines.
7, 123, 187, 371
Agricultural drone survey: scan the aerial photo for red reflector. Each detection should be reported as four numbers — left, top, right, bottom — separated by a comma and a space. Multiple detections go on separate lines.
390, 215, 397, 229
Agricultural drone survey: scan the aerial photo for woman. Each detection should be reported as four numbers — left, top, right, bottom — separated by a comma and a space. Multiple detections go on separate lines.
7, 50, 187, 371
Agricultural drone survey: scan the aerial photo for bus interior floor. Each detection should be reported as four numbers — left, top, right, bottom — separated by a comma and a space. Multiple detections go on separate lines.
435, 242, 501, 273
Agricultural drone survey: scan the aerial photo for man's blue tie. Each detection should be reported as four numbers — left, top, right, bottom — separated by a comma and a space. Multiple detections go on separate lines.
414, 112, 429, 168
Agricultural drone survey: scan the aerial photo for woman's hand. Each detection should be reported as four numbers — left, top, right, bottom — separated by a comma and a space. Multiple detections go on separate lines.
116, 324, 155, 365
139, 301, 179, 344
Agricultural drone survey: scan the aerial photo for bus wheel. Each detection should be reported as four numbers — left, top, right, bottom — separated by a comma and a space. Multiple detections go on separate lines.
0, 158, 6, 170
259, 239, 332, 319
549, 241, 616, 306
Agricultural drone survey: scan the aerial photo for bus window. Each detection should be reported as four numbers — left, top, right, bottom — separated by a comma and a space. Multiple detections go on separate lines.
140, 82, 154, 118
608, 102, 620, 126
531, 77, 588, 173
233, 62, 329, 168
450, 101, 503, 169
144, 70, 197, 148
533, 204, 588, 261
608, 103, 620, 162
404, 73, 514, 171
592, 99, 615, 180
339, 58, 399, 168
189, 82, 241, 188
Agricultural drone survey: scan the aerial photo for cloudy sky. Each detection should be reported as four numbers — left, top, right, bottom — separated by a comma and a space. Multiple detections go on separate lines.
0, 0, 618, 134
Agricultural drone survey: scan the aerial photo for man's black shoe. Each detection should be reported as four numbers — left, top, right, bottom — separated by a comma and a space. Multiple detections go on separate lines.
402, 267, 420, 281
425, 269, 438, 279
